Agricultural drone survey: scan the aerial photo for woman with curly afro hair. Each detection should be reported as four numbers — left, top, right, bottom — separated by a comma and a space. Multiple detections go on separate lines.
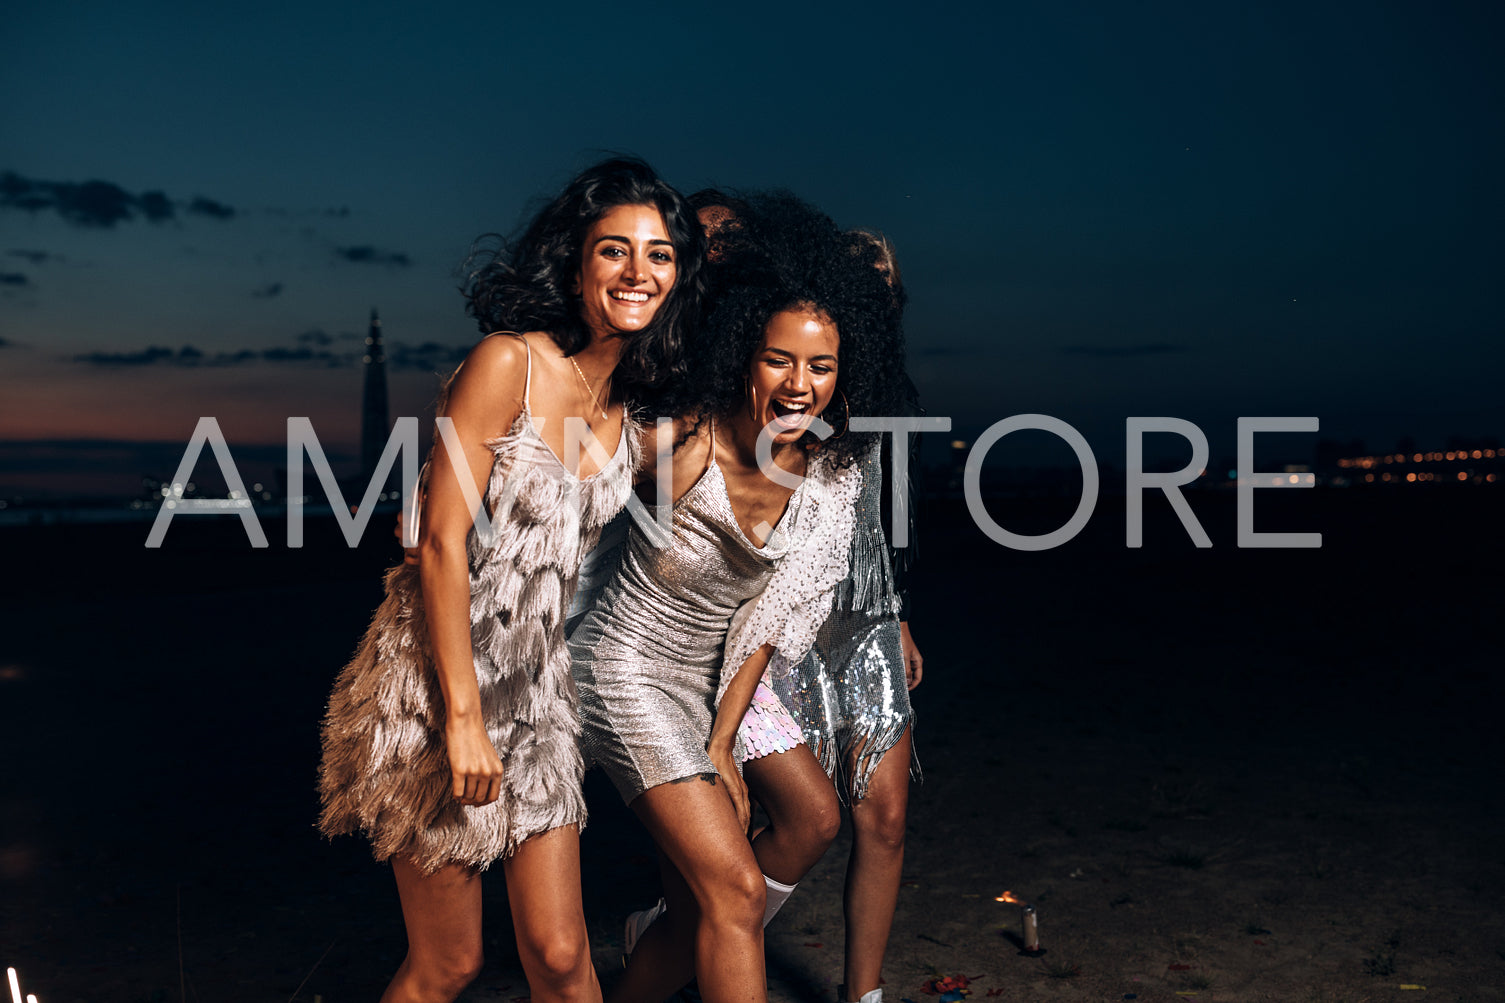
570, 192, 908, 1003
762, 227, 926, 1003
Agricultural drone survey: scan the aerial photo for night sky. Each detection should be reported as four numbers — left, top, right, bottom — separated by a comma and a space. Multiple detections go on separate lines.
3, 1, 1502, 497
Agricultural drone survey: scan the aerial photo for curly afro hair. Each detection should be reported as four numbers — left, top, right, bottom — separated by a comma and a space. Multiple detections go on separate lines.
650, 191, 909, 465
461, 157, 707, 398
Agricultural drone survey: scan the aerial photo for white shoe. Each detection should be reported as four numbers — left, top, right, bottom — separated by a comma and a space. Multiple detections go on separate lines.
838, 988, 882, 1003
622, 897, 667, 960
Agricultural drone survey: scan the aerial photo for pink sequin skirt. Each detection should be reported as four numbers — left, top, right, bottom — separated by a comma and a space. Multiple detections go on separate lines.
738, 681, 806, 763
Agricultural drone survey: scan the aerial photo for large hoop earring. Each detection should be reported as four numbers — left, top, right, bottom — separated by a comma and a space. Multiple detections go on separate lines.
820, 388, 850, 440
745, 376, 757, 422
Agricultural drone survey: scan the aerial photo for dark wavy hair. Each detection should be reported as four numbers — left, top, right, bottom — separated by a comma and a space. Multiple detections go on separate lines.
462, 157, 706, 396
654, 191, 908, 464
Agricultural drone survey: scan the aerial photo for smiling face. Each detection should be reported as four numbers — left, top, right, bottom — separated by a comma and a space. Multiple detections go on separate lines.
575, 203, 677, 339
745, 306, 841, 443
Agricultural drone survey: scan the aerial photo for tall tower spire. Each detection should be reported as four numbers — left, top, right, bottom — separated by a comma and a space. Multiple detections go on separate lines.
360, 308, 392, 491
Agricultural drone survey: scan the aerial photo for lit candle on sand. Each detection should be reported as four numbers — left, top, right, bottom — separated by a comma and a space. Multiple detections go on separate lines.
995, 891, 1044, 955
1022, 903, 1040, 952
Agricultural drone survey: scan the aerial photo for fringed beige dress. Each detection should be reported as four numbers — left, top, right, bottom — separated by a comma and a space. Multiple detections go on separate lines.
319, 339, 640, 873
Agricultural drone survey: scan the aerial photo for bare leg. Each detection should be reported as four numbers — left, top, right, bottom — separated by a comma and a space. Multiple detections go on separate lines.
503, 825, 602, 1003
612, 776, 767, 1003
606, 848, 697, 1003
745, 744, 841, 886
612, 747, 839, 1001
382, 857, 485, 1003
842, 728, 912, 1000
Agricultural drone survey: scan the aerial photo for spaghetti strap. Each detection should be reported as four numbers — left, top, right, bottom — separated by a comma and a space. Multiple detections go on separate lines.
706, 415, 718, 475
515, 334, 534, 410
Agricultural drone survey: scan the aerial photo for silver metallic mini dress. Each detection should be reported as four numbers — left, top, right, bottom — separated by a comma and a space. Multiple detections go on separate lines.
571, 448, 804, 803
319, 339, 640, 873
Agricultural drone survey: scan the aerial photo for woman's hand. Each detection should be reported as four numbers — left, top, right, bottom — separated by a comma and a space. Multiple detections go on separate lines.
900, 620, 923, 690
706, 642, 771, 832
445, 713, 505, 807
707, 740, 751, 832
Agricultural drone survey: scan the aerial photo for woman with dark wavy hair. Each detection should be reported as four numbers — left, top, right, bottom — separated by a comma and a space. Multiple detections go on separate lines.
319, 157, 704, 1003
570, 192, 905, 1003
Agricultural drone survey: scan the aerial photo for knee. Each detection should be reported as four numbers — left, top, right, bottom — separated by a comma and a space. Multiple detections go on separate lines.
705, 863, 766, 931
853, 796, 907, 853
799, 795, 842, 851
518, 927, 591, 986
766, 785, 841, 856
409, 945, 483, 1000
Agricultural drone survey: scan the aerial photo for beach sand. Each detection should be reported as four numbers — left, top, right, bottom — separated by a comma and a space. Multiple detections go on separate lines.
2, 487, 1500, 1001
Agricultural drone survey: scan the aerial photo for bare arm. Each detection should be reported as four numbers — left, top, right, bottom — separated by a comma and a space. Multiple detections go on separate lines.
634, 414, 713, 501
707, 643, 773, 831
418, 334, 528, 807
899, 621, 923, 690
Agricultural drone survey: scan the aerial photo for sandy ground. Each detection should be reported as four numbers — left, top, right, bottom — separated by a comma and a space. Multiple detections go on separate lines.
2, 488, 1501, 1002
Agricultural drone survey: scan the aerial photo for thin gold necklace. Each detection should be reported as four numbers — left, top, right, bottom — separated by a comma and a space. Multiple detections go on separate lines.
569, 356, 610, 421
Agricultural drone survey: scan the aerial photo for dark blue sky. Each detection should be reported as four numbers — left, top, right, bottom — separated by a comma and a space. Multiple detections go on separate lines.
3, 1, 1501, 494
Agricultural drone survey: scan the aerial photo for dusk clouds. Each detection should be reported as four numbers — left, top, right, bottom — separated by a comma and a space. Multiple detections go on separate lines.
71, 332, 467, 371
386, 341, 470, 372
0, 170, 237, 228
73, 343, 349, 368
7, 249, 59, 265
187, 196, 236, 220
334, 245, 412, 267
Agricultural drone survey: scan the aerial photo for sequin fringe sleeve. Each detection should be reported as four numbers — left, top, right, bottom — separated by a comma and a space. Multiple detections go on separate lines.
770, 439, 919, 802
718, 450, 863, 706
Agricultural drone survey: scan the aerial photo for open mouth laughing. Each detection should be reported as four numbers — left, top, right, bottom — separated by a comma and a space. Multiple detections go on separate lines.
769, 397, 813, 433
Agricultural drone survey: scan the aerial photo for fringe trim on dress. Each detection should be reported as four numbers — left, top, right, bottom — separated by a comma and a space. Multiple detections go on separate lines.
318, 410, 640, 873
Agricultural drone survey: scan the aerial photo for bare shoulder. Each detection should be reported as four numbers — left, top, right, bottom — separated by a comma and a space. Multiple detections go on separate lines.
635, 414, 707, 486
463, 331, 532, 379
441, 333, 531, 429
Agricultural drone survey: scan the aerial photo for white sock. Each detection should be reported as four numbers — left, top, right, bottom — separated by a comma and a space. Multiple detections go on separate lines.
762, 874, 797, 927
